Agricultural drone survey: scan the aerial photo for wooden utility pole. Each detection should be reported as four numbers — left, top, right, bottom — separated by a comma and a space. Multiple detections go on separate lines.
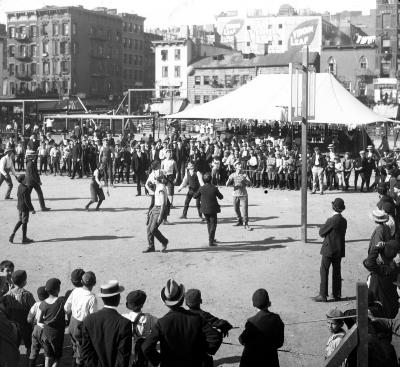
301, 46, 309, 243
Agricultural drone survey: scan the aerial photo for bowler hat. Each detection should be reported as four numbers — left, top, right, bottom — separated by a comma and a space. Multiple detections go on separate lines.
332, 198, 345, 213
370, 208, 389, 223
97, 280, 125, 298
185, 289, 202, 307
252, 288, 270, 309
161, 279, 185, 307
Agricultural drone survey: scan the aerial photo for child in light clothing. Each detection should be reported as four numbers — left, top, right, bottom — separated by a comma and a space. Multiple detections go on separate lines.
123, 290, 158, 367
28, 286, 49, 366
324, 308, 346, 365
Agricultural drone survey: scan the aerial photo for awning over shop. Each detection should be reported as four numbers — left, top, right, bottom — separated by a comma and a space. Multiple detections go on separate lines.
168, 73, 392, 125
150, 99, 186, 115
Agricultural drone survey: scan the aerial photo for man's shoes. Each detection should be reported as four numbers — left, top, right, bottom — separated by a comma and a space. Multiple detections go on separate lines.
9, 234, 14, 243
313, 295, 327, 302
209, 242, 217, 247
233, 221, 243, 227
311, 191, 316, 194
142, 247, 155, 253
41, 207, 51, 212
161, 240, 168, 253
136, 194, 141, 196
244, 224, 252, 231
180, 215, 187, 219
320, 191, 324, 195
22, 237, 34, 244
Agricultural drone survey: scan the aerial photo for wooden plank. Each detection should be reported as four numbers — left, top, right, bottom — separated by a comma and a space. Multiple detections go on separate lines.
357, 282, 368, 367
324, 324, 358, 367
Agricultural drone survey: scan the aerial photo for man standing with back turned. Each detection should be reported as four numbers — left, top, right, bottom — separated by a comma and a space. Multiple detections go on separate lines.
314, 198, 347, 302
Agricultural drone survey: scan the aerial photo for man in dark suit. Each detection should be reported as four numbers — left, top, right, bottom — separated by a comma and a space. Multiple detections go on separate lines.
71, 139, 83, 179
142, 279, 221, 367
314, 198, 348, 302
25, 153, 50, 211
81, 280, 132, 367
354, 150, 367, 191
132, 144, 149, 196
194, 172, 223, 246
239, 289, 284, 367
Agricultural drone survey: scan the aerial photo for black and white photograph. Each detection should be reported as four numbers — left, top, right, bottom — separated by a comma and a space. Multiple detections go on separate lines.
0, 0, 398, 365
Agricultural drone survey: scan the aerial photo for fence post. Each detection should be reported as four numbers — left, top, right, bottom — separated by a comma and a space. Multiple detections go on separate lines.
356, 282, 368, 367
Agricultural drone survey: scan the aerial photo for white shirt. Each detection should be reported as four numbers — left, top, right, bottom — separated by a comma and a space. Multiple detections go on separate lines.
0, 155, 16, 176
64, 287, 97, 322
28, 301, 42, 325
154, 184, 167, 206
122, 311, 158, 339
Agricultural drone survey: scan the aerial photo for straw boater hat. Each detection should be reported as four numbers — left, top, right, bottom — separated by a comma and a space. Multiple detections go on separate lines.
97, 280, 124, 298
370, 208, 389, 223
328, 144, 334, 149
161, 279, 185, 306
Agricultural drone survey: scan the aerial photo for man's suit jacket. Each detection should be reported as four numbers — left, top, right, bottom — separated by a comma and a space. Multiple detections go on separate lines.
142, 307, 222, 367
25, 160, 41, 187
81, 307, 132, 367
319, 213, 347, 258
239, 310, 284, 367
194, 183, 223, 215
131, 152, 149, 176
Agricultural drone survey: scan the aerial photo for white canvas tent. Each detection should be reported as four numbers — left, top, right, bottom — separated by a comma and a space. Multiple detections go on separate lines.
168, 73, 392, 125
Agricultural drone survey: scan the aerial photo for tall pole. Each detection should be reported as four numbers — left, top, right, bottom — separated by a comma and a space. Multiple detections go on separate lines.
128, 90, 131, 115
301, 46, 309, 243
170, 89, 174, 115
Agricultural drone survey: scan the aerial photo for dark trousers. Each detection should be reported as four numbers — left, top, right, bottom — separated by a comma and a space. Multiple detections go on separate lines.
365, 171, 372, 191
0, 173, 13, 198
136, 174, 148, 195
71, 160, 82, 178
204, 213, 217, 245
183, 189, 201, 217
30, 183, 46, 209
39, 156, 48, 174
343, 171, 351, 189
320, 256, 342, 298
354, 171, 365, 191
147, 207, 168, 248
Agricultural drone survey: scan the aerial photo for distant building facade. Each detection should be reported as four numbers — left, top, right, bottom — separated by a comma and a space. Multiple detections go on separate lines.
187, 50, 320, 105
0, 24, 7, 96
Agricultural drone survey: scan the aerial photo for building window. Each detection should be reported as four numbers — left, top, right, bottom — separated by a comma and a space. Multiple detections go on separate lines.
381, 59, 391, 77
195, 76, 201, 85
52, 61, 58, 74
359, 56, 367, 69
52, 23, 59, 36
62, 23, 69, 36
60, 42, 68, 54
52, 40, 59, 55
31, 44, 37, 57
134, 39, 138, 49
9, 82, 15, 94
123, 22, 127, 32
359, 81, 366, 96
41, 24, 48, 36
9, 64, 14, 75
225, 75, 233, 88
161, 49, 168, 61
233, 75, 240, 86
382, 39, 391, 49
212, 75, 219, 86
162, 66, 168, 77
203, 76, 210, 85
129, 55, 132, 64
203, 95, 210, 103
278, 40, 283, 45
9, 45, 15, 57
62, 80, 69, 93
61, 60, 69, 73
278, 24, 283, 28
174, 66, 181, 78
328, 57, 337, 75
247, 25, 251, 30
72, 23, 77, 35
30, 25, 37, 37
242, 75, 249, 84
9, 27, 15, 38
129, 23, 133, 32
268, 24, 272, 29
30, 63, 36, 75
194, 95, 201, 104
43, 62, 50, 74
42, 42, 49, 55
175, 49, 181, 60
246, 42, 250, 46
72, 42, 78, 55
382, 13, 391, 29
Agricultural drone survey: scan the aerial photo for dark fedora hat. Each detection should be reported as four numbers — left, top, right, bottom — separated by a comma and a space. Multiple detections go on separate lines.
161, 278, 185, 306
332, 198, 345, 212
97, 280, 124, 298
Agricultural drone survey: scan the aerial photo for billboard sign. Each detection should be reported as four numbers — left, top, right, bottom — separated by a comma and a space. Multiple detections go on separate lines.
288, 19, 319, 49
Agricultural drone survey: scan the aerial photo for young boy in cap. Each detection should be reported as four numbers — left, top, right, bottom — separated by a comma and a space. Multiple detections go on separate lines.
123, 290, 158, 367
64, 271, 97, 367
27, 286, 49, 367
37, 278, 65, 367
0, 260, 14, 296
324, 308, 346, 361
314, 198, 347, 302
239, 288, 284, 367
6, 269, 36, 356
9, 174, 36, 244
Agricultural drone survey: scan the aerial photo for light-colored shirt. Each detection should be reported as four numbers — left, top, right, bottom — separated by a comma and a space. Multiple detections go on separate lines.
28, 301, 42, 325
325, 330, 346, 365
0, 155, 16, 177
64, 287, 97, 322
122, 311, 158, 340
227, 172, 250, 197
154, 184, 168, 206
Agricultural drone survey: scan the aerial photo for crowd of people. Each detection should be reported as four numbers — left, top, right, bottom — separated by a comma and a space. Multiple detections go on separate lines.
0, 261, 285, 367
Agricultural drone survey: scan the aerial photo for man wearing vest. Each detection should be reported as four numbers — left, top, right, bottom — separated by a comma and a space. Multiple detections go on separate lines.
310, 147, 326, 195
0, 148, 17, 199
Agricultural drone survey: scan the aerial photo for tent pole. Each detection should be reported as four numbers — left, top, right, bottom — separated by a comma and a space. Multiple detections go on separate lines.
301, 46, 309, 244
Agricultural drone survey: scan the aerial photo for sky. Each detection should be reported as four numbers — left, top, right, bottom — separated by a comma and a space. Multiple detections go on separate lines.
0, 0, 376, 28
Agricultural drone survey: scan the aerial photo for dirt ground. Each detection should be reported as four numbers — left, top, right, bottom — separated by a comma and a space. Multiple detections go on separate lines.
0, 175, 376, 366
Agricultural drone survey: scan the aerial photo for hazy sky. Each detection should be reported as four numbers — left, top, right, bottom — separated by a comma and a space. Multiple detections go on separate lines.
0, 0, 376, 28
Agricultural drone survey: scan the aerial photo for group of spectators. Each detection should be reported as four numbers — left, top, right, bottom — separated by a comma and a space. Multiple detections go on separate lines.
0, 260, 285, 367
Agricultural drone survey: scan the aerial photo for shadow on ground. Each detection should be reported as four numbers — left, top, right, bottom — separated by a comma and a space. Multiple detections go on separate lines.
38, 235, 133, 243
